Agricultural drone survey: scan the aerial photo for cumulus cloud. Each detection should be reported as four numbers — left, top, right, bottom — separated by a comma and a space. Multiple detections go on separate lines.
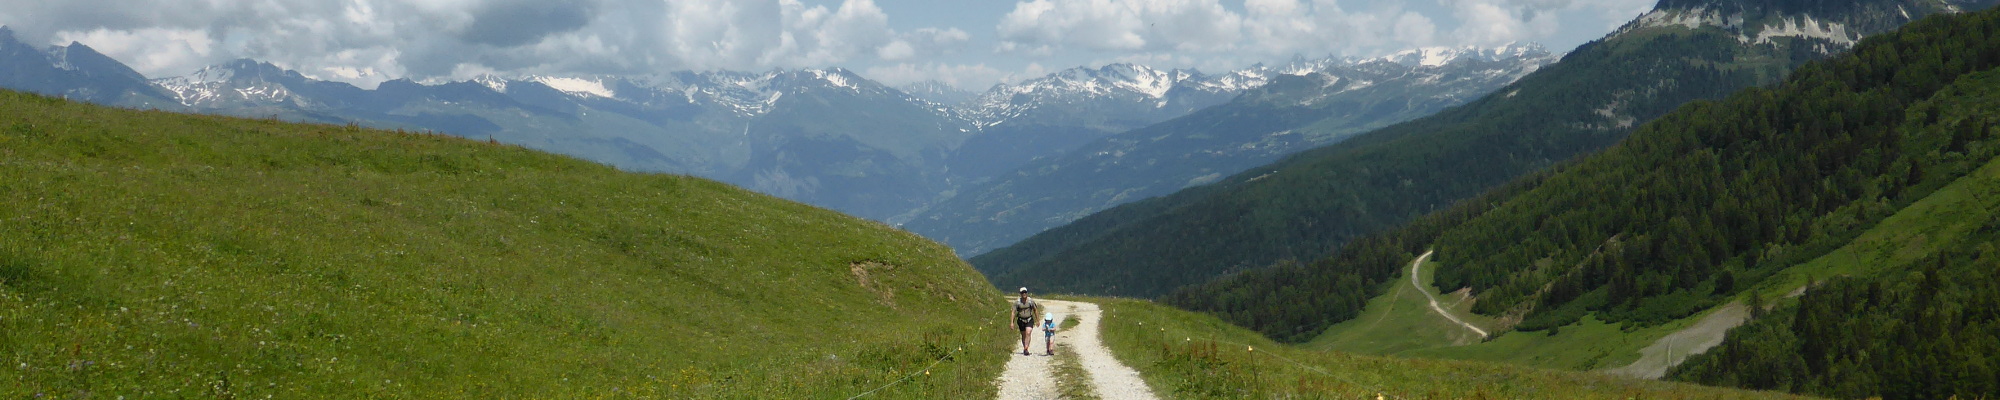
52, 28, 217, 80
865, 62, 1004, 89
458, 0, 598, 47
879, 28, 970, 61
1447, 0, 1560, 46
0, 0, 964, 88
998, 0, 1242, 53
0, 0, 1654, 91
999, 0, 1652, 63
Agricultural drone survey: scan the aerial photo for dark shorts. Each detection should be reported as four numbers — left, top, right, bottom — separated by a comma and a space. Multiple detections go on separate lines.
1016, 317, 1035, 331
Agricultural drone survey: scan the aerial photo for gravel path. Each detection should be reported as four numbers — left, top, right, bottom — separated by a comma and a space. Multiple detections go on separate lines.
1602, 302, 1748, 378
994, 299, 1158, 400
1409, 250, 1488, 338
994, 306, 1062, 400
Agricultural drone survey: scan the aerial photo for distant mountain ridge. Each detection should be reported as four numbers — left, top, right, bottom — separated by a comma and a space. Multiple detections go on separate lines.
979, 0, 1987, 301
1171, 8, 2000, 398
0, 28, 1553, 226
914, 43, 1557, 256
0, 27, 179, 109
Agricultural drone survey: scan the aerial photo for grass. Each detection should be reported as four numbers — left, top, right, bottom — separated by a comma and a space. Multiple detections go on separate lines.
1309, 254, 1671, 371
0, 89, 1009, 398
1302, 124, 2000, 375
1311, 257, 1496, 355
1388, 135, 2000, 373
1085, 296, 1806, 399
1742, 151, 2000, 306
1404, 314, 1684, 371
1050, 313, 1098, 400
1310, 254, 1707, 371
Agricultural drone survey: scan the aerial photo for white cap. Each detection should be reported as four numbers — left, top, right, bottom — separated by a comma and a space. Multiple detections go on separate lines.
1019, 287, 1029, 293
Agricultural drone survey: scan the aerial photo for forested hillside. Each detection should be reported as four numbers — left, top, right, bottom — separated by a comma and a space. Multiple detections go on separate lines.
1431, 18, 2000, 332
1667, 67, 2000, 399
975, 0, 1970, 298
1672, 246, 2000, 398
1170, 4, 2000, 360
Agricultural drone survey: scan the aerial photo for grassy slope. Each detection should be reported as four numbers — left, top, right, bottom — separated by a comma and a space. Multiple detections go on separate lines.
1083, 297, 1802, 399
1304, 145, 2000, 372
1311, 255, 1703, 371
1743, 148, 2000, 304
0, 90, 1006, 398
1310, 257, 1496, 355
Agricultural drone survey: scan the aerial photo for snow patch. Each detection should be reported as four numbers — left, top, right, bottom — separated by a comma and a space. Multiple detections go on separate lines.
472, 75, 508, 93
533, 76, 615, 98
1618, 7, 1742, 37
811, 69, 861, 91
1753, 16, 1857, 46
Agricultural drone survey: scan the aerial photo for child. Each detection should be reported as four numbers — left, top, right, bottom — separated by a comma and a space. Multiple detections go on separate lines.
1042, 312, 1057, 356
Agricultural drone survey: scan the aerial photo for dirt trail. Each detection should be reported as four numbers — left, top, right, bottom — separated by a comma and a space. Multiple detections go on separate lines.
1409, 250, 1487, 338
994, 304, 1061, 400
1603, 285, 1806, 379
1601, 302, 1749, 378
994, 299, 1158, 400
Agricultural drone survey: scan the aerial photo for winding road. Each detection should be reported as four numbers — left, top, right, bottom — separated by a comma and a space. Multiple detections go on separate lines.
994, 299, 1159, 400
1410, 250, 1489, 339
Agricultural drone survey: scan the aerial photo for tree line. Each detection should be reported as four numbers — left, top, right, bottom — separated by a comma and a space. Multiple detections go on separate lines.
1165, 5, 2000, 352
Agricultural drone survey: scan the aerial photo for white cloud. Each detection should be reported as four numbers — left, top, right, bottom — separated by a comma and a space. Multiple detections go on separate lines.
996, 0, 1653, 69
1447, 0, 1560, 46
865, 62, 1005, 89
1393, 13, 1440, 47
1, 0, 1659, 92
998, 0, 1242, 53
53, 27, 215, 79
862, 60, 1072, 90
878, 27, 969, 61
4, 0, 960, 87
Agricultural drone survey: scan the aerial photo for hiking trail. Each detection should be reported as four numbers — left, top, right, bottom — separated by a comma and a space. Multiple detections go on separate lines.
994, 299, 1159, 400
1410, 250, 1489, 339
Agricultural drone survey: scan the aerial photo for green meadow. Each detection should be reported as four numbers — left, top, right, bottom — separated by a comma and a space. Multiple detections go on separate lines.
1085, 297, 1803, 399
0, 89, 1008, 398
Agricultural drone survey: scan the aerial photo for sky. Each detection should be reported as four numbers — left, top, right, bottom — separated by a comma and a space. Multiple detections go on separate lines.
0, 0, 1656, 91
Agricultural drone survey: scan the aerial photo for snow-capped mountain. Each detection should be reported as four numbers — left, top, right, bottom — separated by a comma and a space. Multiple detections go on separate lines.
897, 80, 977, 106
1, 29, 1558, 229
160, 61, 970, 220
962, 63, 1259, 130
463, 68, 938, 121
906, 43, 1562, 255
1372, 43, 1552, 68
1613, 0, 1985, 54
0, 27, 177, 108
154, 60, 336, 108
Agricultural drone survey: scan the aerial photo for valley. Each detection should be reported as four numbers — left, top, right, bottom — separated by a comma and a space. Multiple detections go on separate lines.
0, 30, 1551, 231
6, 0, 2000, 398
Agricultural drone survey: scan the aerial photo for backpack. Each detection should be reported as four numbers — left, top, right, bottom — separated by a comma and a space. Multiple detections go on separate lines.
1015, 299, 1037, 319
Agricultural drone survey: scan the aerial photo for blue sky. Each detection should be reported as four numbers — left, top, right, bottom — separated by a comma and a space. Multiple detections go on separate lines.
0, 0, 1655, 90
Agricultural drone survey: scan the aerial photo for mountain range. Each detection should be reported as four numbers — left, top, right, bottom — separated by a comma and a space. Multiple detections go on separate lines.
0, 74, 1796, 399
909, 44, 1557, 255
980, 0, 1991, 299
0, 27, 1553, 228
1172, 5, 2000, 398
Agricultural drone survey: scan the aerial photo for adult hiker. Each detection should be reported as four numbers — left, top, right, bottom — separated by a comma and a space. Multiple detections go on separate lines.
1012, 287, 1042, 356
